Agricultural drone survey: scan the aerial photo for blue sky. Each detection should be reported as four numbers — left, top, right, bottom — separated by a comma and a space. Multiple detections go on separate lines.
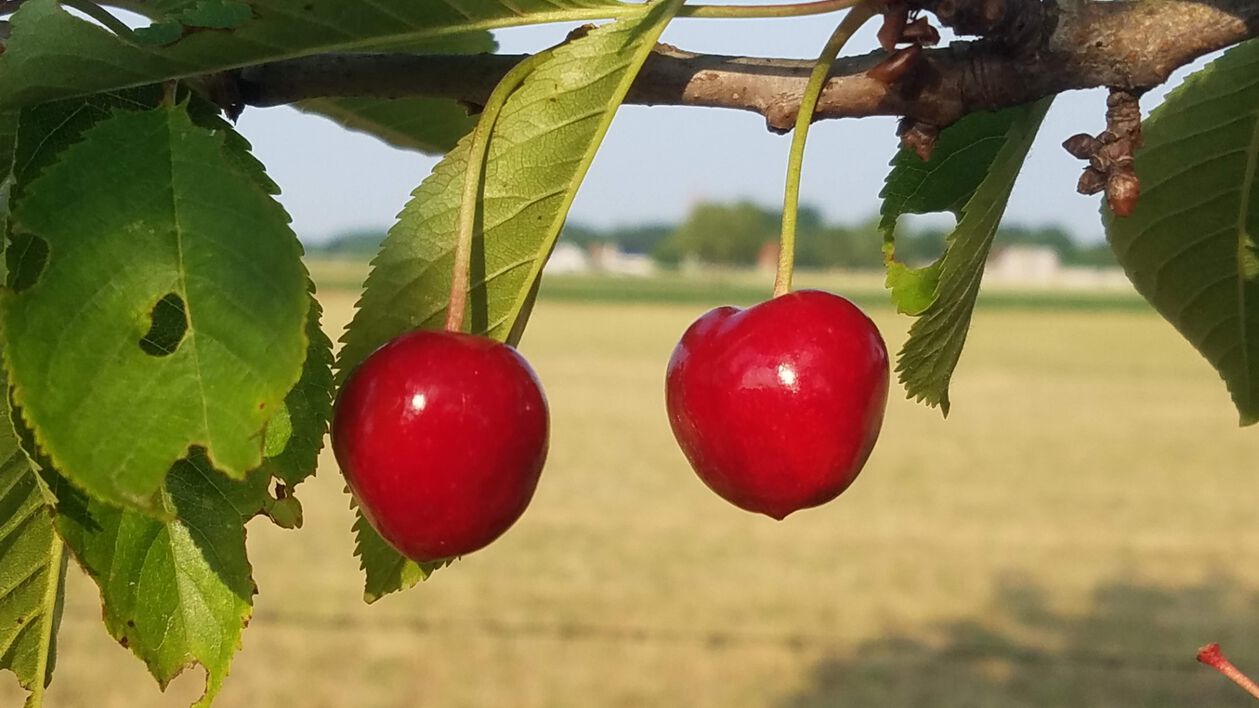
233, 7, 1208, 245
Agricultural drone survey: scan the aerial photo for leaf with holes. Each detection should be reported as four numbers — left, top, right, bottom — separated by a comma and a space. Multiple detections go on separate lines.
338, 3, 683, 599
2, 105, 309, 514
881, 99, 1052, 413
0, 0, 629, 109
1106, 40, 1259, 425
5, 92, 174, 336
0, 383, 66, 708
4, 89, 267, 286
48, 452, 266, 708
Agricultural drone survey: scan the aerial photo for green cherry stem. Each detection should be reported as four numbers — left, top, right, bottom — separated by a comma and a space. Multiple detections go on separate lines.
444, 51, 552, 333
772, 0, 878, 297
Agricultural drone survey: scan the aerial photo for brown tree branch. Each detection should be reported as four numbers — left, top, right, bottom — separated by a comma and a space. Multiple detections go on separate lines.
235, 0, 1258, 132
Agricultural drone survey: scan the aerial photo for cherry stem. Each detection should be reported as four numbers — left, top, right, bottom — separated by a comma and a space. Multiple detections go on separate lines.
444, 52, 550, 333
681, 0, 861, 19
773, 0, 878, 297
1198, 643, 1259, 701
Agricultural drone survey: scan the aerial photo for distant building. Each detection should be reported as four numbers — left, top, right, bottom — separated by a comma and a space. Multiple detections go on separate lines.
543, 242, 657, 277
985, 244, 1130, 290
544, 242, 592, 275
588, 243, 656, 277
986, 245, 1061, 284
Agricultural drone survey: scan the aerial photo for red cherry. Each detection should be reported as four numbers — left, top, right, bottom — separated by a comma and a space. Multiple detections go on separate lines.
332, 330, 549, 562
665, 290, 889, 520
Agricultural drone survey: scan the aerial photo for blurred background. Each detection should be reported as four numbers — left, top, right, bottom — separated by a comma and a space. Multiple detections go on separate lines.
5, 4, 1259, 707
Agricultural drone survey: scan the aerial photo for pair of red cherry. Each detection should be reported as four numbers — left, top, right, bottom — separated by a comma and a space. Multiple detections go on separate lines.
333, 290, 890, 563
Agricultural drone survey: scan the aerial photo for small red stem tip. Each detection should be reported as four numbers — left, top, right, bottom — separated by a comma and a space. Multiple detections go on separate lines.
1198, 643, 1259, 701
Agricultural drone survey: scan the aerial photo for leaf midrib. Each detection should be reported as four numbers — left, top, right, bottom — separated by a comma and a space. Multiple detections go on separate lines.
26, 539, 62, 708
161, 113, 214, 453
0, 473, 63, 708
134, 476, 230, 684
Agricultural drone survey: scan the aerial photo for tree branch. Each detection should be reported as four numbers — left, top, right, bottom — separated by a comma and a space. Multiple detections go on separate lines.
235, 0, 1258, 132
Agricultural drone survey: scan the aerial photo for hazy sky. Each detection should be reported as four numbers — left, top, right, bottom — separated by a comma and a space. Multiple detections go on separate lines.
233, 8, 1209, 245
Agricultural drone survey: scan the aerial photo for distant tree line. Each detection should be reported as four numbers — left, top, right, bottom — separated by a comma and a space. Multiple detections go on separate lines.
308, 228, 391, 258
569, 201, 1117, 269
307, 201, 1117, 269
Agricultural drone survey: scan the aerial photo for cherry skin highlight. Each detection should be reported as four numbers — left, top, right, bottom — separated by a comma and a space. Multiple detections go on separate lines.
332, 330, 549, 562
665, 290, 889, 520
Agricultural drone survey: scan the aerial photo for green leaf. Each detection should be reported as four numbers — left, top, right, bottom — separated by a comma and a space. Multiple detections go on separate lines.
0, 113, 18, 239
339, 3, 683, 600
48, 452, 266, 708
10, 89, 162, 203
0, 0, 629, 109
881, 99, 1052, 413
135, 0, 253, 46
256, 287, 333, 488
352, 498, 444, 604
296, 34, 495, 155
262, 492, 301, 529
0, 385, 66, 708
297, 97, 479, 155
261, 402, 291, 457
3, 104, 309, 514
0, 106, 65, 708
1105, 40, 1259, 425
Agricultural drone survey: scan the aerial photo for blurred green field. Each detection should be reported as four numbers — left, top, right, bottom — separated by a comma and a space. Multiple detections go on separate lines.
306, 258, 1148, 311
7, 277, 1259, 708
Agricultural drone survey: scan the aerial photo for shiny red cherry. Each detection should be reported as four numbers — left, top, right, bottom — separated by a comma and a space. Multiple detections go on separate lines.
332, 330, 549, 562
665, 290, 889, 520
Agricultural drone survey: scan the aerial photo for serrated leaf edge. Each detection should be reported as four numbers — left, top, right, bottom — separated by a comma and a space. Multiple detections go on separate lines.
4, 103, 309, 516
52, 471, 259, 708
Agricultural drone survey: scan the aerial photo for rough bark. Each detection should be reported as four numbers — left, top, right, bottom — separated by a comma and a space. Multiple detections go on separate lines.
235, 0, 1259, 132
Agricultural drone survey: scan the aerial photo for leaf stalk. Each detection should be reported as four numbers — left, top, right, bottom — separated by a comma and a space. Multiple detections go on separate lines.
445, 52, 552, 332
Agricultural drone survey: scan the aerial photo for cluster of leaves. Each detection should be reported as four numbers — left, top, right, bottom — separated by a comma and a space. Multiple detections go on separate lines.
0, 0, 1252, 705
0, 88, 329, 706
883, 41, 1258, 421
0, 0, 690, 704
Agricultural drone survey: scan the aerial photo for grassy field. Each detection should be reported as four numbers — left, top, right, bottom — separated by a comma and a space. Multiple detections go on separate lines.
7, 276, 1259, 707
